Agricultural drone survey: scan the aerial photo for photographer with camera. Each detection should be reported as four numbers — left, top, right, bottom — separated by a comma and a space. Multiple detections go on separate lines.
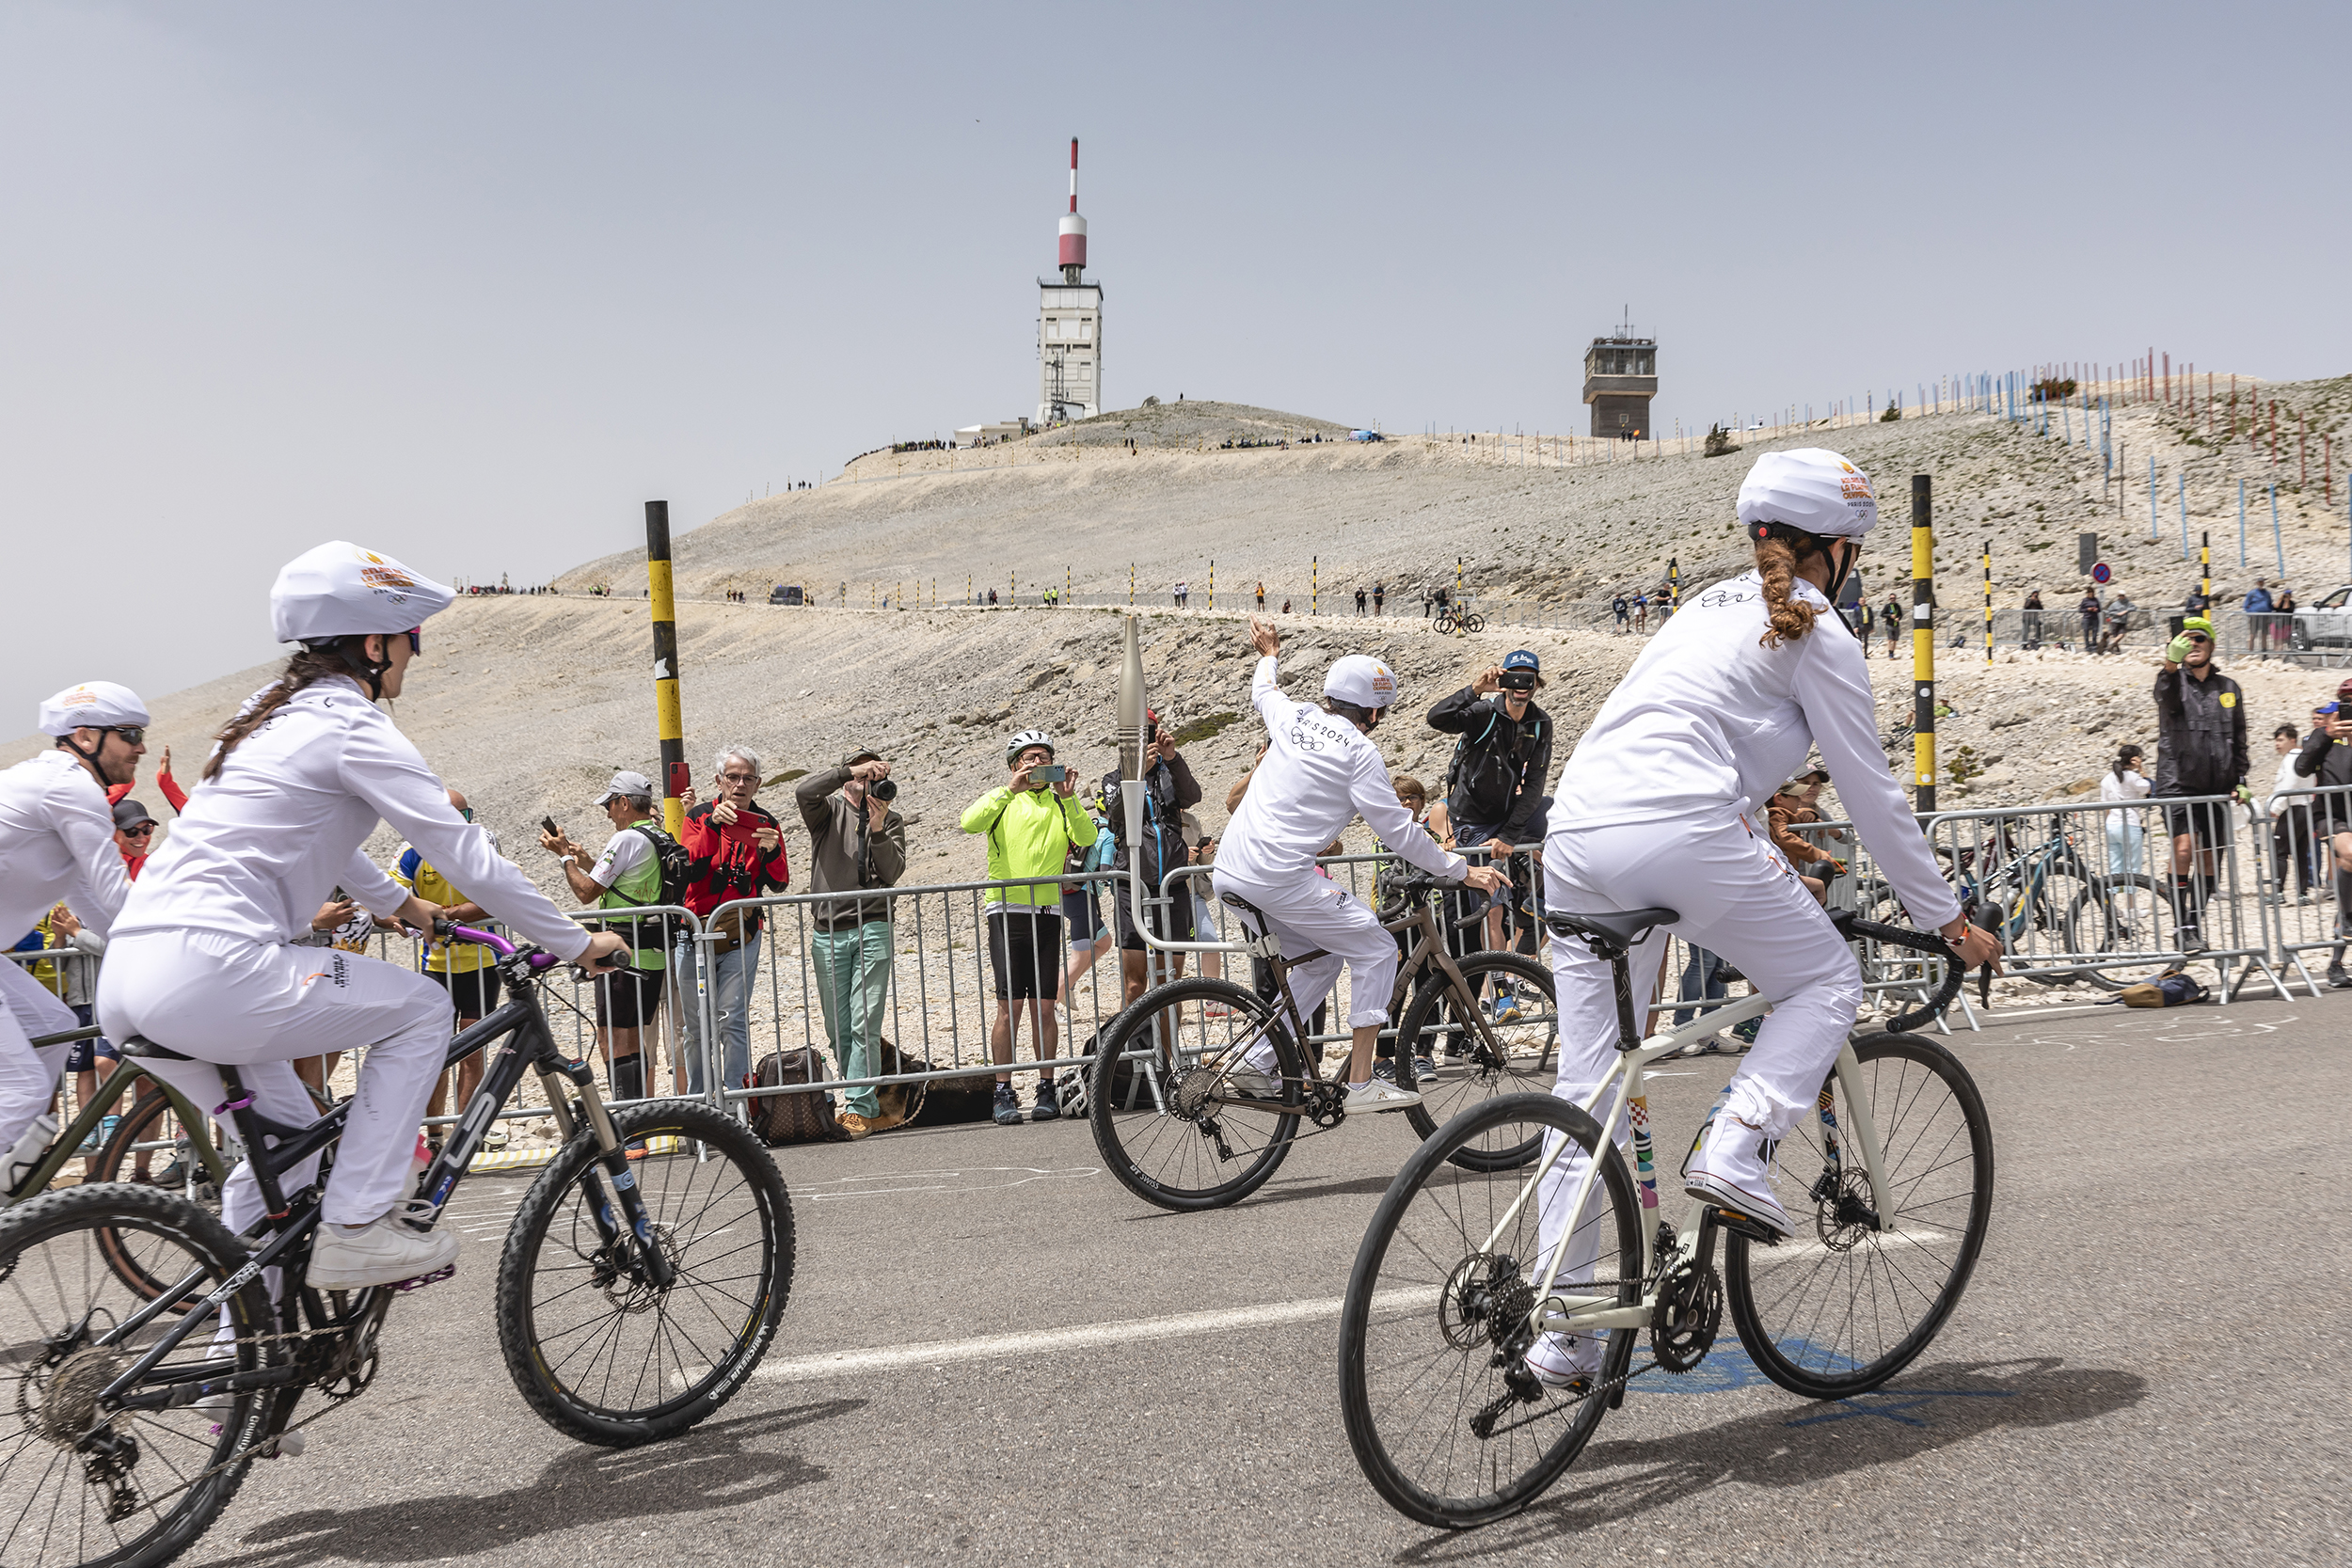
961, 730, 1097, 1126
1426, 649, 1554, 1018
796, 749, 907, 1137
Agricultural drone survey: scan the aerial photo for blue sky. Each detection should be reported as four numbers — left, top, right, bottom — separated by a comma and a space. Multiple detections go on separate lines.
4, 1, 2345, 722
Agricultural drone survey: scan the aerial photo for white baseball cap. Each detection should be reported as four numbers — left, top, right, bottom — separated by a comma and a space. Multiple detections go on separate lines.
596, 769, 656, 804
1324, 655, 1398, 710
38, 681, 150, 737
1737, 449, 1879, 539
270, 542, 456, 644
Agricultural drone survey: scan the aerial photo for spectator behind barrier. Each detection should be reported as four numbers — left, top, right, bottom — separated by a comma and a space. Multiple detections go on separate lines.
677, 751, 789, 1096
2263, 724, 2313, 907
394, 786, 505, 1152
2153, 616, 2249, 955
1425, 650, 1554, 1005
1099, 707, 1201, 1009
543, 770, 677, 1111
961, 730, 1096, 1127
795, 749, 907, 1139
2292, 679, 2352, 987
2100, 743, 2151, 879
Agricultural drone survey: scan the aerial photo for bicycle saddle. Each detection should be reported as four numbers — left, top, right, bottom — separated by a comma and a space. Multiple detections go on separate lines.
1543, 907, 1679, 953
116, 1035, 193, 1062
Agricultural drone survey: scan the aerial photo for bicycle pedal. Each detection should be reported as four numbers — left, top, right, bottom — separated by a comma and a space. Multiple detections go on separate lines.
392, 1264, 457, 1293
1709, 1208, 1782, 1245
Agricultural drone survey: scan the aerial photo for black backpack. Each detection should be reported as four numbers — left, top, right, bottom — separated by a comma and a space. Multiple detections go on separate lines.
601, 824, 691, 949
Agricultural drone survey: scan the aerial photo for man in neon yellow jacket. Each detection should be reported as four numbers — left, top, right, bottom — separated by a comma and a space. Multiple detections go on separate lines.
961, 728, 1097, 1126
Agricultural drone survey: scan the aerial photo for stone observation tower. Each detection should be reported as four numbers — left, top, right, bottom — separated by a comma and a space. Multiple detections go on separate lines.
1582, 308, 1657, 439
1037, 137, 1103, 426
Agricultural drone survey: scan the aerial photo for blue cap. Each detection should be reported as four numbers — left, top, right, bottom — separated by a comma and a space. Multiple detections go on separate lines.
1502, 648, 1540, 673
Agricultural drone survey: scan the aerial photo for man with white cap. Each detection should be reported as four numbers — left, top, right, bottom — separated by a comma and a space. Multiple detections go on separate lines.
542, 769, 675, 1106
99, 543, 628, 1291
0, 680, 150, 1190
1212, 617, 1507, 1114
1523, 450, 1999, 1391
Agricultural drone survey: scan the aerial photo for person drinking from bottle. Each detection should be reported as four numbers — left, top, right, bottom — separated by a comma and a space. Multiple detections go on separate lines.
1525, 451, 1998, 1390
97, 543, 628, 1291
1212, 616, 1508, 1115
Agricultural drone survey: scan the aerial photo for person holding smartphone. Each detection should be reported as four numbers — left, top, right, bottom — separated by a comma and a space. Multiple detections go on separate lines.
961, 730, 1097, 1125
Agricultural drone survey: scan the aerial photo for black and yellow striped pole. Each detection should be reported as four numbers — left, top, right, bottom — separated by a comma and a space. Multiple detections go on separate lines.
1982, 538, 1993, 663
1064, 563, 1071, 606
1312, 556, 1319, 615
2201, 530, 2210, 606
1668, 556, 1681, 611
1912, 476, 1936, 813
644, 500, 687, 836
1208, 560, 1215, 612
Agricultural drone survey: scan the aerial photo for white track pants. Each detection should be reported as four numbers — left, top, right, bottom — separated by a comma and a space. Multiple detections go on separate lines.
1534, 812, 1862, 1275
0, 960, 77, 1155
98, 931, 454, 1230
1211, 869, 1399, 1073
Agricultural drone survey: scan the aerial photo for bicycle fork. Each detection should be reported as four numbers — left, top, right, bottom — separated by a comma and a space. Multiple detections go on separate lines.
539, 1056, 677, 1291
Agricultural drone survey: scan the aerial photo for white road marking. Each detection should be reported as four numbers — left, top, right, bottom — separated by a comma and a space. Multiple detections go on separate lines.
753, 1288, 1438, 1384
803, 1164, 1101, 1201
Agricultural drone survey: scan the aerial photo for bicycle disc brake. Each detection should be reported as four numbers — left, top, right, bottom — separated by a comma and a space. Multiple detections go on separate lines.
1648, 1258, 1723, 1373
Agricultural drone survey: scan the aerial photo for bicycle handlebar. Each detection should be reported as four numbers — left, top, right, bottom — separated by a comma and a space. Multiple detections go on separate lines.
439, 921, 639, 975
1830, 911, 1964, 1030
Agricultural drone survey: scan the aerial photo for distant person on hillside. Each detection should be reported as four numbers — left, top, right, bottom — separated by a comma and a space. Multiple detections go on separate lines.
2078, 587, 2103, 653
1631, 591, 1649, 634
1355, 586, 1368, 615
2103, 591, 2135, 654
2183, 582, 2210, 617
1879, 594, 1901, 657
1612, 592, 1629, 633
1373, 582, 1386, 616
1256, 582, 1266, 611
2244, 578, 2275, 653
2022, 591, 2044, 650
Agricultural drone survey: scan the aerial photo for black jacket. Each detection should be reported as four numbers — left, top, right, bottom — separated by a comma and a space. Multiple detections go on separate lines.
1099, 752, 1200, 892
2293, 725, 2352, 792
1426, 687, 1552, 834
2152, 666, 2249, 797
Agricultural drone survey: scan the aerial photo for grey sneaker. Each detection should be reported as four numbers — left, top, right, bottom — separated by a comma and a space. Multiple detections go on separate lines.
308, 1201, 459, 1291
993, 1084, 1023, 1126
1030, 1079, 1061, 1122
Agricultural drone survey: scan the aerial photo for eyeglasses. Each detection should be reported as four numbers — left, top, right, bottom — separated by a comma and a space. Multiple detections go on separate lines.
106, 727, 146, 746
120, 823, 156, 837
719, 771, 759, 785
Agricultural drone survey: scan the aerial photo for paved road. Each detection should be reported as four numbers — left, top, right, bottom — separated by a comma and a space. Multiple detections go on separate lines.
185, 993, 2348, 1567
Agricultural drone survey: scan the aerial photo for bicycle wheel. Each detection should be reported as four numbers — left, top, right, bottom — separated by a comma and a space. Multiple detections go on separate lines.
1393, 954, 1558, 1161
1462, 612, 1486, 633
496, 1098, 793, 1447
90, 1083, 226, 1311
1724, 1032, 1993, 1398
1088, 976, 1302, 1212
0, 1184, 274, 1568
1341, 1093, 1641, 1529
2064, 873, 2165, 991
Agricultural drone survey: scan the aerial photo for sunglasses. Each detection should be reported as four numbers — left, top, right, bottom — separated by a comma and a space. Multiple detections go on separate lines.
120, 823, 156, 837
105, 726, 147, 746
404, 627, 422, 654
2185, 633, 2211, 644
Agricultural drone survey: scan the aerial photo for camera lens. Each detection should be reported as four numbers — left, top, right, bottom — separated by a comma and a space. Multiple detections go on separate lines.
871, 778, 898, 801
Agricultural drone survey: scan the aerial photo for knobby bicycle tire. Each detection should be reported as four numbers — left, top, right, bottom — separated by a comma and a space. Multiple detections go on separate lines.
1087, 976, 1303, 1212
1392, 952, 1558, 1160
1723, 1032, 1993, 1398
1341, 1092, 1641, 1528
0, 1183, 275, 1568
496, 1099, 793, 1447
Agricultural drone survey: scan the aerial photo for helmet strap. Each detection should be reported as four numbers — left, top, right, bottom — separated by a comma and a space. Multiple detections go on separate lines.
306, 635, 391, 699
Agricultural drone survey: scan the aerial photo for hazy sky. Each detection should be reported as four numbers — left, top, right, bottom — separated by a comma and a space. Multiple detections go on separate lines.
6, 1, 2345, 727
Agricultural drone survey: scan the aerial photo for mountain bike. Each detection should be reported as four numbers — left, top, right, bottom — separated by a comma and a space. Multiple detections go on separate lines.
0, 926, 793, 1568
1340, 906, 1987, 1528
1085, 869, 1558, 1212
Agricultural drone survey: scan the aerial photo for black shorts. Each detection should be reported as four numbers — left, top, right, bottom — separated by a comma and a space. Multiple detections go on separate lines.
1061, 888, 1108, 943
987, 908, 1063, 1000
425, 965, 503, 1020
1113, 882, 1197, 951
593, 966, 667, 1029
2160, 800, 2233, 849
62, 1005, 116, 1074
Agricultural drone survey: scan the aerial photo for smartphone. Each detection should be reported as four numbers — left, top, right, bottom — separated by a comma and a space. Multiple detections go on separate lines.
1033, 765, 1067, 784
542, 816, 561, 837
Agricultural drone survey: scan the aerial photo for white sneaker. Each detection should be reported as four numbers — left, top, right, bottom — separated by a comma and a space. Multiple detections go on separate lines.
1225, 1065, 1281, 1100
1345, 1078, 1422, 1114
1523, 1330, 1604, 1389
308, 1200, 459, 1290
1683, 1111, 1792, 1237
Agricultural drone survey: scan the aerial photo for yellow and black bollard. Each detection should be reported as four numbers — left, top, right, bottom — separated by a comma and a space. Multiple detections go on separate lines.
644, 500, 687, 835
1912, 477, 1937, 813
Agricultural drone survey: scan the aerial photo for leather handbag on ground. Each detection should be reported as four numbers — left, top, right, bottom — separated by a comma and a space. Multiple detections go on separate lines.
2120, 971, 2211, 1008
749, 1050, 844, 1144
870, 1037, 930, 1129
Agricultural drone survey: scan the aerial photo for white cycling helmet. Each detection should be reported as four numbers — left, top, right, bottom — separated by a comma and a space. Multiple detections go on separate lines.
270, 541, 455, 645
1738, 450, 1879, 541
38, 681, 150, 737
1006, 727, 1055, 763
1323, 655, 1398, 711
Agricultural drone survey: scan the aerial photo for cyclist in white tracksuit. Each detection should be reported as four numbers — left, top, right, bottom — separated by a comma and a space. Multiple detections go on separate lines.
1212, 616, 1507, 1113
97, 543, 628, 1291
0, 682, 150, 1189
1524, 450, 1997, 1388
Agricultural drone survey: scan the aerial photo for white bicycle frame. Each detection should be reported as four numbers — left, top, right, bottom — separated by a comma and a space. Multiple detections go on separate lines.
1467, 989, 1897, 1339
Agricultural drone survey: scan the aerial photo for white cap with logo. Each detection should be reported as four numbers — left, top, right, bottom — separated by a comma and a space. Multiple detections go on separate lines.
1323, 655, 1398, 710
596, 769, 656, 805
270, 542, 456, 644
1737, 449, 1880, 539
38, 681, 150, 737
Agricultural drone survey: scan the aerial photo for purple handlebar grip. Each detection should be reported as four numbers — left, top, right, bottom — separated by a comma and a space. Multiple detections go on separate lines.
446, 924, 518, 958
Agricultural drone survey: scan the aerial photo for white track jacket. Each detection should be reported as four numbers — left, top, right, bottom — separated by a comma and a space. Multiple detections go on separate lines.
115, 675, 590, 959
0, 750, 131, 946
1551, 571, 1959, 930
1216, 655, 1466, 887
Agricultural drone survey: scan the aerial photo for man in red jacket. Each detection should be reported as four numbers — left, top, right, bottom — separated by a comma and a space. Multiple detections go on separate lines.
677, 747, 790, 1094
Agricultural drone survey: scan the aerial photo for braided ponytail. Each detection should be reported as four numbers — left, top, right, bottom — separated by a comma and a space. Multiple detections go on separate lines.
201, 647, 348, 781
1755, 531, 1825, 649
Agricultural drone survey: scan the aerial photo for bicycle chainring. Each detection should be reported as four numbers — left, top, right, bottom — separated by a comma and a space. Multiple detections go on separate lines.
1307, 1083, 1347, 1129
1647, 1259, 1723, 1374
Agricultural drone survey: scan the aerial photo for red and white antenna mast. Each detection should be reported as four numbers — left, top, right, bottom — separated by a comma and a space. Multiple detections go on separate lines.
1057, 136, 1087, 281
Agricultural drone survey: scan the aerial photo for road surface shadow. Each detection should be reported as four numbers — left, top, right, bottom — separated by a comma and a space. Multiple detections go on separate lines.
1392, 1358, 2144, 1561
204, 1398, 861, 1566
